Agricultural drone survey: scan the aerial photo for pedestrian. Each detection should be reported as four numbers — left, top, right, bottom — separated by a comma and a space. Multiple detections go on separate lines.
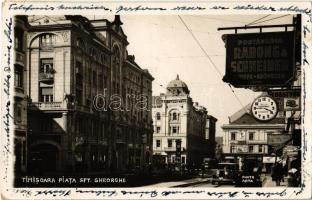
271, 163, 282, 186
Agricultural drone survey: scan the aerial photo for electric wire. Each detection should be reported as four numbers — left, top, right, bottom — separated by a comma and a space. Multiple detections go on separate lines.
246, 14, 271, 26
249, 14, 291, 26
178, 15, 249, 113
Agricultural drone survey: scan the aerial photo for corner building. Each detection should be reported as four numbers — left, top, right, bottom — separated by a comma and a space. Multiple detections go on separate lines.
26, 15, 153, 174
152, 75, 217, 169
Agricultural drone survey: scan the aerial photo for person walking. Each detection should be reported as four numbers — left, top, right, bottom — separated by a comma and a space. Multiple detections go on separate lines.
271, 163, 283, 186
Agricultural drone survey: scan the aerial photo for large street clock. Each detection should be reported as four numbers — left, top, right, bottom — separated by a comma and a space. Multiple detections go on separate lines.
251, 96, 278, 121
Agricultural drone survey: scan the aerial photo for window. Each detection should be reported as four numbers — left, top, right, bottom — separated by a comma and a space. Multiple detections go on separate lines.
156, 112, 161, 120
14, 28, 23, 51
40, 87, 53, 102
182, 156, 185, 164
14, 65, 23, 88
156, 140, 160, 148
230, 132, 236, 140
249, 132, 254, 140
76, 61, 82, 75
172, 113, 177, 120
168, 139, 172, 148
156, 126, 160, 133
40, 34, 55, 47
76, 89, 82, 105
248, 145, 254, 153
230, 145, 235, 153
40, 58, 53, 73
14, 103, 22, 123
259, 145, 263, 153
172, 126, 179, 134
171, 112, 179, 121
76, 61, 83, 89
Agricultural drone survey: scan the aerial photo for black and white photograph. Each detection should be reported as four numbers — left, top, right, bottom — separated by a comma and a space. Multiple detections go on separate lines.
1, 1, 312, 199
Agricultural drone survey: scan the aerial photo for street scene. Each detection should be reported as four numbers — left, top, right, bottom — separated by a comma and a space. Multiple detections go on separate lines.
13, 14, 301, 188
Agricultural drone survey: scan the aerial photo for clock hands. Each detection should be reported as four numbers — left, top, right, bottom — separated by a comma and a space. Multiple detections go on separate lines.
262, 107, 274, 114
253, 106, 274, 114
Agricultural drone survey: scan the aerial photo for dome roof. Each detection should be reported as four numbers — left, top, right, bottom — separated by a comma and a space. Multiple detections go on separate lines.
166, 75, 189, 95
167, 75, 188, 88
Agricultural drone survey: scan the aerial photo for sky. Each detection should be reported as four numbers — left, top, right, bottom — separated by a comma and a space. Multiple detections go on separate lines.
94, 15, 294, 136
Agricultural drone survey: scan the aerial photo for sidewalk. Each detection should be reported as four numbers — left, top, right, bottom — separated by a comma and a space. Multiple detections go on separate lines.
143, 177, 210, 187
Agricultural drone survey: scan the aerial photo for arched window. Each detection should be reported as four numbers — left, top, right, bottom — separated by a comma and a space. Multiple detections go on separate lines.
172, 113, 177, 121
170, 111, 179, 121
156, 112, 161, 120
40, 33, 56, 47
113, 46, 121, 70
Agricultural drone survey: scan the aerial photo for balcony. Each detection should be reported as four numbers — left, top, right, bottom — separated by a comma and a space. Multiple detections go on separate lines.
39, 72, 54, 82
15, 51, 25, 64
28, 102, 66, 111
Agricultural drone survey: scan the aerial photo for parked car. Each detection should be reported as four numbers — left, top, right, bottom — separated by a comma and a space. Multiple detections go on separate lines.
211, 163, 239, 185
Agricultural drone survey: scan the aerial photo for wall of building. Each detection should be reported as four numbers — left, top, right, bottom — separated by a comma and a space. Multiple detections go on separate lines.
25, 15, 153, 174
14, 16, 29, 174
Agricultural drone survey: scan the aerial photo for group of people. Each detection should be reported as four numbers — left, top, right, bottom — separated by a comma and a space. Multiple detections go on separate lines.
271, 162, 301, 187
271, 162, 284, 186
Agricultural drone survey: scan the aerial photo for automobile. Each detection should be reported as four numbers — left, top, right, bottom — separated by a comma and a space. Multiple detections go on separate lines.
286, 99, 298, 107
211, 163, 239, 185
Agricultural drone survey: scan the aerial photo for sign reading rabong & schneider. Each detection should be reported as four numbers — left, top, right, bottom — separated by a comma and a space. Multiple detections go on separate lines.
223, 31, 295, 87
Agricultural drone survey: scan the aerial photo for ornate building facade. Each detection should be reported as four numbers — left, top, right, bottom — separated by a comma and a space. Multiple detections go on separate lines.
24, 15, 153, 174
152, 75, 217, 168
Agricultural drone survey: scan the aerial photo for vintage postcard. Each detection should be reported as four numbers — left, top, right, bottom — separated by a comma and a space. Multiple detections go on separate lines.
1, 0, 312, 199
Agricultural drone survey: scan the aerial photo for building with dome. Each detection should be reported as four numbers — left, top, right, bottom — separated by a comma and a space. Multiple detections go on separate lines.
152, 75, 217, 169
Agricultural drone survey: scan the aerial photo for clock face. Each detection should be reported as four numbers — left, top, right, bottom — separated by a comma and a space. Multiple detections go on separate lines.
251, 96, 278, 121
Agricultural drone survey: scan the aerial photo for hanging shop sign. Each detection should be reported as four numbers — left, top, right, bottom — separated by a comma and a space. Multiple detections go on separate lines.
267, 134, 292, 146
236, 145, 248, 153
223, 31, 295, 87
268, 88, 301, 98
284, 97, 300, 111
268, 89, 301, 111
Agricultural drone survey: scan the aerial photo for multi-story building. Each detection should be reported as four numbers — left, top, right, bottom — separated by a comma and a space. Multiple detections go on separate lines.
152, 75, 217, 168
14, 16, 29, 174
221, 103, 286, 172
25, 15, 153, 174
